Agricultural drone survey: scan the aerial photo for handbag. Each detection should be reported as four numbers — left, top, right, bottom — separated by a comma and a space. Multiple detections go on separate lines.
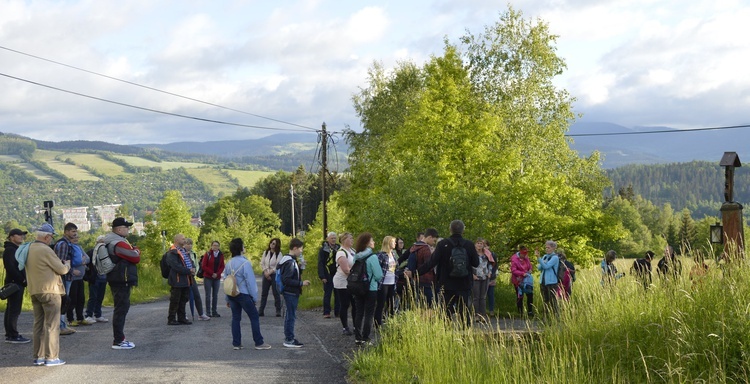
0, 283, 19, 300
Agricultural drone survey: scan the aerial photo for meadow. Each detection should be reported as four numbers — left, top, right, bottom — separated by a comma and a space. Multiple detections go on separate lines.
348, 252, 750, 383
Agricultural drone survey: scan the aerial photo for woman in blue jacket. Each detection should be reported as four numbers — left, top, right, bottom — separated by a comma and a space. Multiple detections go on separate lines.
351, 233, 383, 346
536, 240, 559, 318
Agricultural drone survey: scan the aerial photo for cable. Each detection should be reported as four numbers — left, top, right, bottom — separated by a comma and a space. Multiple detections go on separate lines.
566, 124, 750, 137
0, 45, 317, 131
0, 72, 314, 133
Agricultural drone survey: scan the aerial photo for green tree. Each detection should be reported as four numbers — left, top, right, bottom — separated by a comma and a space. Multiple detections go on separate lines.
343, 6, 612, 265
601, 196, 651, 258
678, 208, 698, 254
139, 190, 199, 264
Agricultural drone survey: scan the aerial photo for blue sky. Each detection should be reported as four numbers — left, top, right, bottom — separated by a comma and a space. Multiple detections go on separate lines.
1, 0, 748, 144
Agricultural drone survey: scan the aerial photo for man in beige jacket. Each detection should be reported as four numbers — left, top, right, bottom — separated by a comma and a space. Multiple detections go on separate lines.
26, 223, 70, 366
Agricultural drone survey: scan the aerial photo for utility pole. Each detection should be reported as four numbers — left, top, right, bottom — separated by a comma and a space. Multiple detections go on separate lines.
321, 122, 328, 240
290, 184, 296, 238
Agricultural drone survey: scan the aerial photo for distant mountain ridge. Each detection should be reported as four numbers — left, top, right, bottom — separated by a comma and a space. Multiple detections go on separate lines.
134, 133, 322, 157
568, 122, 748, 168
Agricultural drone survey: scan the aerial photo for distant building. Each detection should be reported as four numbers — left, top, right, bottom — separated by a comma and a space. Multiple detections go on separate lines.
61, 206, 91, 232
94, 204, 121, 232
132, 222, 146, 236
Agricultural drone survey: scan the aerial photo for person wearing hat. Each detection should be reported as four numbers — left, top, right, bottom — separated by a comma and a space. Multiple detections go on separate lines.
510, 246, 533, 317
26, 223, 70, 366
3, 228, 30, 344
103, 217, 141, 350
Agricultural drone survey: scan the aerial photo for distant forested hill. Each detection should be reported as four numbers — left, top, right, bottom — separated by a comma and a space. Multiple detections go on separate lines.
606, 161, 749, 218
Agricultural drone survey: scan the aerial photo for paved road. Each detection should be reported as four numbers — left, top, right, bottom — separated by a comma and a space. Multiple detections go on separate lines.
0, 289, 350, 384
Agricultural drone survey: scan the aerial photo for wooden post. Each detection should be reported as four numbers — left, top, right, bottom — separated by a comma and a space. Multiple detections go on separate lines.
719, 152, 743, 259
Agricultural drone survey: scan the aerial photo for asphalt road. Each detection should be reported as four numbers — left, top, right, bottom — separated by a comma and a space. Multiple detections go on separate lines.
0, 286, 350, 384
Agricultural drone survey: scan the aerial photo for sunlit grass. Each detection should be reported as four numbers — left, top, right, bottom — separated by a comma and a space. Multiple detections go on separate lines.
349, 249, 750, 383
184, 168, 238, 196
225, 169, 273, 188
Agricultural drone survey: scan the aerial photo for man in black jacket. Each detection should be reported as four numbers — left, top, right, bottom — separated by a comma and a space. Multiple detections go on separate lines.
417, 220, 479, 324
317, 232, 340, 318
3, 228, 30, 344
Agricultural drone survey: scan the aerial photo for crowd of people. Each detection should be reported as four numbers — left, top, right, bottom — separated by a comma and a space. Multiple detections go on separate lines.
15, 216, 691, 366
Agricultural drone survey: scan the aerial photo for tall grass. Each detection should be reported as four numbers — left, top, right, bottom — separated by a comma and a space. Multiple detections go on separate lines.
349, 251, 750, 383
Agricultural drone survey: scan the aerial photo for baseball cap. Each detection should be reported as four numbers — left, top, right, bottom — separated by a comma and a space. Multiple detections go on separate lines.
8, 228, 28, 237
112, 217, 134, 228
38, 223, 56, 235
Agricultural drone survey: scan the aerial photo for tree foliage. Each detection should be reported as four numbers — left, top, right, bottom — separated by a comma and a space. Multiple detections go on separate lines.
343, 6, 611, 265
139, 190, 199, 264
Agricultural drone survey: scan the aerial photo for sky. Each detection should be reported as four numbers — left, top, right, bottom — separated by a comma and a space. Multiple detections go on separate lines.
1, 0, 748, 144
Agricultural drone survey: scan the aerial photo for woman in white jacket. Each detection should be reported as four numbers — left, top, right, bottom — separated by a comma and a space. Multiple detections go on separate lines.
259, 238, 282, 317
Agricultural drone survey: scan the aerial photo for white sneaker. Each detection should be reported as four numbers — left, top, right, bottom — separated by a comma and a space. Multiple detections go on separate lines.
95, 317, 109, 323
112, 340, 135, 350
82, 317, 97, 325
198, 314, 211, 321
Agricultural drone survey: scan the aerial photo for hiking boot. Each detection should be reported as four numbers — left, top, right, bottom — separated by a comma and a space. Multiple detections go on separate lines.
283, 339, 303, 348
44, 358, 66, 366
178, 319, 192, 325
112, 340, 135, 350
168, 320, 180, 325
60, 327, 76, 335
211, 312, 221, 318
254, 343, 272, 350
6, 335, 31, 344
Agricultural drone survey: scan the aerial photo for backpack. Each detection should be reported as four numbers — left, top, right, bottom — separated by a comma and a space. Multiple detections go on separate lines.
196, 255, 205, 278
519, 274, 534, 295
556, 258, 567, 282
92, 242, 116, 275
275, 264, 285, 294
347, 254, 373, 296
224, 259, 248, 297
160, 252, 171, 279
448, 239, 469, 278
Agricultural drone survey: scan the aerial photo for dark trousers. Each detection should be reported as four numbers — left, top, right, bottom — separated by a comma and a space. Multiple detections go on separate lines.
443, 289, 471, 325
335, 288, 356, 330
375, 284, 395, 326
4, 285, 24, 338
86, 278, 107, 318
540, 284, 558, 318
516, 287, 533, 315
168, 286, 189, 321
353, 291, 377, 342
66, 280, 85, 322
110, 284, 131, 344
322, 278, 339, 316
259, 273, 281, 315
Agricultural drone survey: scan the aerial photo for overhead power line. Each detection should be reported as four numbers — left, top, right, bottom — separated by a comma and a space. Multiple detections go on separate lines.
565, 124, 750, 137
0, 45, 317, 131
0, 72, 314, 133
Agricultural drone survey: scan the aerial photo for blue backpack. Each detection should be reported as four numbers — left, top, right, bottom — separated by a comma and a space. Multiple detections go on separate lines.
518, 274, 534, 295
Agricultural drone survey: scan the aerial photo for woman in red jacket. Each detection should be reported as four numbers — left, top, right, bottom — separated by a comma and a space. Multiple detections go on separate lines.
201, 241, 225, 317
510, 246, 533, 317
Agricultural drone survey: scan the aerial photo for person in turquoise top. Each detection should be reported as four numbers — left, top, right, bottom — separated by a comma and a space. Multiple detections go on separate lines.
351, 232, 383, 346
536, 240, 560, 318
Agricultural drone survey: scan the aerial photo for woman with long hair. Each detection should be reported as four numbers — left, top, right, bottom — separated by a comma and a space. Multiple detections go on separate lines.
352, 233, 383, 345
259, 238, 282, 317
332, 232, 356, 335
374, 236, 397, 327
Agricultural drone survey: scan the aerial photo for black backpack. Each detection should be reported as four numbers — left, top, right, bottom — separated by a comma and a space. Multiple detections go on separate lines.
347, 254, 373, 296
160, 252, 171, 279
448, 239, 469, 278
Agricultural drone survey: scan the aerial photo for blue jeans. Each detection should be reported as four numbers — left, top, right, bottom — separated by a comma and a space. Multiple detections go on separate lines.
86, 277, 108, 318
283, 293, 299, 342
227, 293, 264, 347
418, 284, 434, 308
322, 278, 339, 316
487, 284, 496, 313
203, 278, 221, 315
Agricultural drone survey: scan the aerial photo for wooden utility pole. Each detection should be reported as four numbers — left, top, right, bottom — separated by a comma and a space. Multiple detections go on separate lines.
321, 122, 328, 240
